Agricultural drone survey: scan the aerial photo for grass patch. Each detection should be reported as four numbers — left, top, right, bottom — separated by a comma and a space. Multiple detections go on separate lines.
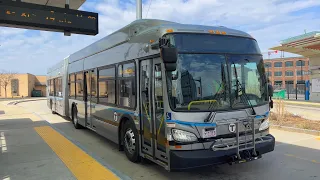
270, 98, 320, 131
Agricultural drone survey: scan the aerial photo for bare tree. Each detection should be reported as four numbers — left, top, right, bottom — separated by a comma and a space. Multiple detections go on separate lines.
0, 70, 17, 98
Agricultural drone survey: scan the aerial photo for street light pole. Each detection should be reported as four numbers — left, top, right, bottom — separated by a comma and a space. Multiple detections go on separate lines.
136, 0, 142, 19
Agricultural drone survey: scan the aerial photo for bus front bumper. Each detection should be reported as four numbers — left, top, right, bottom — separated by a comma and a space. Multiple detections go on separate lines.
169, 134, 275, 171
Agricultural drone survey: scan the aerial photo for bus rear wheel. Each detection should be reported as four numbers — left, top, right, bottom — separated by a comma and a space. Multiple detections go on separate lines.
72, 106, 81, 129
123, 121, 141, 163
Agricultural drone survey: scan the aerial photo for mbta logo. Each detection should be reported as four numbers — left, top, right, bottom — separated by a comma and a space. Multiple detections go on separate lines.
228, 123, 236, 133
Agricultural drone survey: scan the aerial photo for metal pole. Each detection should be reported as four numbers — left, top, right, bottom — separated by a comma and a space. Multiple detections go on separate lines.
136, 0, 142, 19
64, 0, 71, 36
301, 61, 304, 100
65, 0, 70, 8
301, 61, 303, 83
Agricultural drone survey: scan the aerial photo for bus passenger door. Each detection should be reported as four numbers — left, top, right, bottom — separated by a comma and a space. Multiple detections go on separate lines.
140, 58, 167, 163
140, 59, 154, 156
153, 59, 167, 163
85, 70, 93, 128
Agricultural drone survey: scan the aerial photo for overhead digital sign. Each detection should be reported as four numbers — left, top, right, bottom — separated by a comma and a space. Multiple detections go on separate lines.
0, 1, 98, 35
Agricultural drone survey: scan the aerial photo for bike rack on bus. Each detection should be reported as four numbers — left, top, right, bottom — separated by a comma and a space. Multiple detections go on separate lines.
210, 112, 273, 160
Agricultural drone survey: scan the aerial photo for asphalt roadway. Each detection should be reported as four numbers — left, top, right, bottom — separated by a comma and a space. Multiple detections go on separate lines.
3, 99, 320, 180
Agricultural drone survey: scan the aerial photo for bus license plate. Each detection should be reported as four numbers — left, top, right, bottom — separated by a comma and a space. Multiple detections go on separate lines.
202, 128, 216, 138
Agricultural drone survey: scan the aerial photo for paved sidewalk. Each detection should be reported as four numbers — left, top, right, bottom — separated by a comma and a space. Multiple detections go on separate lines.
0, 101, 123, 180
0, 103, 75, 180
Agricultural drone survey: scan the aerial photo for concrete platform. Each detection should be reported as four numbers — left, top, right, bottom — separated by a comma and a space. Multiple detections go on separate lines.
0, 101, 124, 180
0, 118, 75, 180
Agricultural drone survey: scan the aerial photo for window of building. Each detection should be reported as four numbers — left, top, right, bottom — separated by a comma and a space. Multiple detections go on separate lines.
274, 71, 282, 76
274, 62, 282, 67
75, 72, 84, 100
285, 61, 293, 67
296, 60, 305, 67
274, 81, 282, 86
117, 62, 136, 108
264, 62, 271, 68
286, 80, 294, 84
11, 79, 19, 96
296, 70, 304, 76
98, 67, 116, 104
266, 71, 272, 77
69, 74, 76, 98
285, 71, 293, 76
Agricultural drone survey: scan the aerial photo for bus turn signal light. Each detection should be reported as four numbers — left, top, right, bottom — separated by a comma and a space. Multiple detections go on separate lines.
166, 29, 174, 33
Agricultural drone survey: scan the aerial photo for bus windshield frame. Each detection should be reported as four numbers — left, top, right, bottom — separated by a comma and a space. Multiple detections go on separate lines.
165, 33, 268, 112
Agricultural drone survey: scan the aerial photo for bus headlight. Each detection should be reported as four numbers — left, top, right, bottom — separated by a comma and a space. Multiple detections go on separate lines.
259, 118, 270, 131
171, 129, 198, 143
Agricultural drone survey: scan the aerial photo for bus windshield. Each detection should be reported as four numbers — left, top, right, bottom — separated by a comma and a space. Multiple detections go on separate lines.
166, 34, 268, 112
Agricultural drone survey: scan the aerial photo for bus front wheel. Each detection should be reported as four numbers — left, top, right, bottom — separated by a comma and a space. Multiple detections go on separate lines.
123, 120, 141, 163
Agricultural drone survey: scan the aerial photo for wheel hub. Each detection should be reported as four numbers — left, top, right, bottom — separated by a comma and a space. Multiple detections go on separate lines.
124, 128, 135, 154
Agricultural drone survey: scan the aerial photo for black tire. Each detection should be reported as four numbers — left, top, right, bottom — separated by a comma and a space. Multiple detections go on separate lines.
72, 106, 81, 129
123, 120, 141, 163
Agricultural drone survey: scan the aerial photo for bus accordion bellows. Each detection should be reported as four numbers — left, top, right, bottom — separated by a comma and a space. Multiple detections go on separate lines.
46, 19, 275, 171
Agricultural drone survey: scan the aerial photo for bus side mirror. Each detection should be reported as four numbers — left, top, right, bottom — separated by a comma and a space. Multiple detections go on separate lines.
161, 47, 177, 71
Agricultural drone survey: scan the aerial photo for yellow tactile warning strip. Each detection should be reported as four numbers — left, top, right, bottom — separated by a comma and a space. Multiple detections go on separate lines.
34, 126, 120, 180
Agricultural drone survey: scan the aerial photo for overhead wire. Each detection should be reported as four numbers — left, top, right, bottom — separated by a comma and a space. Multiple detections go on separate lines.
145, 0, 153, 18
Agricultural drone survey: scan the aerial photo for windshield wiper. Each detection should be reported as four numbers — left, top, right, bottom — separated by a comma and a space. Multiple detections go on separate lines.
203, 63, 226, 122
232, 62, 256, 115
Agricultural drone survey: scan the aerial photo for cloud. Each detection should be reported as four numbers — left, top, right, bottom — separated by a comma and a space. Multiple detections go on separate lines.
0, 0, 319, 74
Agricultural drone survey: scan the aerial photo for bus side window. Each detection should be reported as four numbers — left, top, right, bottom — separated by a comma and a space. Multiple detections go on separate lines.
69, 74, 76, 99
75, 72, 84, 100
98, 66, 116, 104
118, 62, 136, 108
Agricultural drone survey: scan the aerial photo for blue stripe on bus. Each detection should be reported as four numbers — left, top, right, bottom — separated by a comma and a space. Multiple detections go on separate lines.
108, 108, 135, 115
255, 111, 269, 119
166, 120, 217, 127
166, 111, 269, 127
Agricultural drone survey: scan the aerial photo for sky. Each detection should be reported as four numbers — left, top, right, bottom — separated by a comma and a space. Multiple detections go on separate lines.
0, 0, 320, 75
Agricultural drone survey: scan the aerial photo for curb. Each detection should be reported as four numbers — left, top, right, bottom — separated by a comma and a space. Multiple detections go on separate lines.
271, 125, 320, 136
7, 98, 46, 105
273, 100, 320, 107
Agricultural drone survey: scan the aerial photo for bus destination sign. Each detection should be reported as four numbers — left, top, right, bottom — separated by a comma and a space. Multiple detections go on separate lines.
0, 1, 98, 35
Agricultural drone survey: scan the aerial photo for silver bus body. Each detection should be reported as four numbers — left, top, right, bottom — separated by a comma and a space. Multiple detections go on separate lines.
47, 19, 275, 171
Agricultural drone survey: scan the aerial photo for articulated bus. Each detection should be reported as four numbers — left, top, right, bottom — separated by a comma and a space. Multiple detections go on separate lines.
47, 19, 275, 171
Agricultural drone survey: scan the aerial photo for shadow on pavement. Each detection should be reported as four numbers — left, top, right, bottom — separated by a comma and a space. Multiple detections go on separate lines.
46, 118, 320, 180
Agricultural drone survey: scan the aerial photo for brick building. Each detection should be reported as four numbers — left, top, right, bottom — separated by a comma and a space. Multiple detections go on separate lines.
0, 73, 46, 98
263, 56, 310, 90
